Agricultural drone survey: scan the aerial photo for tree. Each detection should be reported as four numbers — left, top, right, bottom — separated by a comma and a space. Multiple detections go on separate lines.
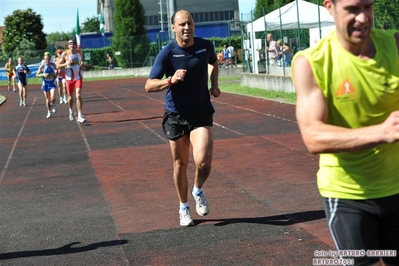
47, 32, 74, 44
82, 16, 101, 33
112, 0, 149, 68
374, 0, 399, 30
254, 0, 292, 18
2, 8, 47, 57
14, 39, 37, 59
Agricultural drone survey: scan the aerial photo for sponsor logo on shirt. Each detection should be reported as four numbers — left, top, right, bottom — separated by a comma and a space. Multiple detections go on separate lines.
336, 79, 356, 100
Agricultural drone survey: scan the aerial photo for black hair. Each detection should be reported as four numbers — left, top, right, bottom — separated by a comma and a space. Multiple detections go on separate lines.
382, 22, 390, 30
171, 10, 194, 24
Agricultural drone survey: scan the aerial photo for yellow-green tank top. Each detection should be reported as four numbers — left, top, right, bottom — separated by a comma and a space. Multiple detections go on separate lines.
293, 29, 399, 199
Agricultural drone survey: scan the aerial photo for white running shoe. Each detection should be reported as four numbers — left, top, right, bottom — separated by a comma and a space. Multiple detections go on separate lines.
51, 104, 56, 113
63, 97, 68, 104
23, 100, 26, 107
46, 111, 52, 119
78, 114, 86, 123
60, 98, 63, 104
69, 112, 74, 121
179, 207, 194, 226
192, 189, 210, 216
19, 100, 23, 106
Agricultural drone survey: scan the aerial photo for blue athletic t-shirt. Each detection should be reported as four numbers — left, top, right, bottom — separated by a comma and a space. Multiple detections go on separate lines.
148, 37, 217, 113
41, 63, 57, 89
14, 64, 30, 84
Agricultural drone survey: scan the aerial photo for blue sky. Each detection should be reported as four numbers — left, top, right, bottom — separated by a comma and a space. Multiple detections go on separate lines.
0, 0, 256, 34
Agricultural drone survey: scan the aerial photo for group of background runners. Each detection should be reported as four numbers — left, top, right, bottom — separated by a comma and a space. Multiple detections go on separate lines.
4, 39, 86, 123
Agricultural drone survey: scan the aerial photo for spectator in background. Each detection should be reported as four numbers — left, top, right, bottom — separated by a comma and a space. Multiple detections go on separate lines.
382, 21, 390, 31
223, 44, 230, 67
217, 50, 225, 68
266, 34, 278, 66
282, 42, 293, 67
227, 44, 237, 67
276, 39, 283, 60
107, 53, 114, 69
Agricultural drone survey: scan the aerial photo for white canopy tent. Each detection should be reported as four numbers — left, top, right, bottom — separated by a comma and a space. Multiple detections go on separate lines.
244, 0, 335, 74
246, 0, 335, 33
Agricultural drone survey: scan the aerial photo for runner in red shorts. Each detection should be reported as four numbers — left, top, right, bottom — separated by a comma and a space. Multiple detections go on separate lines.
57, 39, 86, 123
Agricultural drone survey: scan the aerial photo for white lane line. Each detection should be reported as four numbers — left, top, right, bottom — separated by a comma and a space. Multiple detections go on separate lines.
95, 91, 168, 143
212, 99, 297, 123
213, 122, 245, 136
76, 121, 92, 152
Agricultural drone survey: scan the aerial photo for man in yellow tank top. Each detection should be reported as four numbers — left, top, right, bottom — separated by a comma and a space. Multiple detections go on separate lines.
291, 0, 399, 265
4, 57, 16, 92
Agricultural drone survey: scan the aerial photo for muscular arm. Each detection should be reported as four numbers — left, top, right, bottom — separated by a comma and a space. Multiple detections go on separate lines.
144, 77, 171, 93
57, 52, 68, 68
293, 55, 399, 154
36, 65, 44, 77
144, 69, 187, 93
209, 60, 221, 97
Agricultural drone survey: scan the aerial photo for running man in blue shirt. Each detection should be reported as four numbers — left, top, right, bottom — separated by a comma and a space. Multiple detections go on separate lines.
145, 10, 221, 226
13, 57, 31, 106
37, 54, 58, 119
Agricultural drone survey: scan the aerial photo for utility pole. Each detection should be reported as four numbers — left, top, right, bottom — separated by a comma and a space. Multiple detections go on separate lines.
168, 0, 176, 40
159, 0, 167, 33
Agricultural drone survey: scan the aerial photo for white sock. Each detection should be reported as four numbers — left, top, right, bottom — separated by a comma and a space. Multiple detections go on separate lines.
69, 109, 73, 113
192, 185, 202, 196
180, 202, 189, 210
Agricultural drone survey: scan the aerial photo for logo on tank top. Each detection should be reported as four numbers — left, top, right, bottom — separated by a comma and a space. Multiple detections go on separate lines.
336, 79, 356, 100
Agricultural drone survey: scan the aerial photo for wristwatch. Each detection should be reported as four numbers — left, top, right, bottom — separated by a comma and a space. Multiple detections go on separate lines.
167, 76, 172, 85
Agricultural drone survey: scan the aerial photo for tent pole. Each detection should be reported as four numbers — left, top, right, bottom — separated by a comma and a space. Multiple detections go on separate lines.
263, 7, 269, 74
296, 0, 301, 51
318, 0, 322, 39
278, 3, 285, 73
251, 9, 256, 74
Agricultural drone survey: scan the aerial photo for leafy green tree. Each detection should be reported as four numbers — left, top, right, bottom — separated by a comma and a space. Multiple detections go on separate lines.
112, 0, 149, 68
14, 39, 37, 59
47, 32, 73, 43
374, 0, 399, 30
82, 16, 101, 33
2, 8, 47, 57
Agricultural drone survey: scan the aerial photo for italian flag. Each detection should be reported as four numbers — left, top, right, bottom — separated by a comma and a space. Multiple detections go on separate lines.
99, 2, 105, 36
75, 9, 81, 50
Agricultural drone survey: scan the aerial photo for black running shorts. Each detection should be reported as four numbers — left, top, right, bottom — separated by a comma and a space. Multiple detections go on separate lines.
162, 107, 215, 140
323, 194, 399, 266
